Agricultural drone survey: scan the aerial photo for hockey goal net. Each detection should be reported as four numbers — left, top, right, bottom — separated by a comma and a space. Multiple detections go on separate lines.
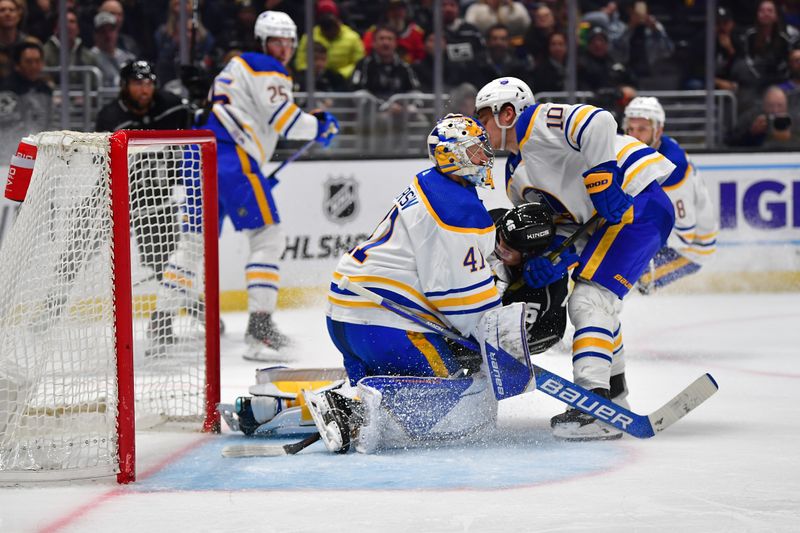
0, 130, 219, 483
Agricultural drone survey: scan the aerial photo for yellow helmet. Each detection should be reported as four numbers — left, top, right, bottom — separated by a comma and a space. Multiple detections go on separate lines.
427, 114, 495, 188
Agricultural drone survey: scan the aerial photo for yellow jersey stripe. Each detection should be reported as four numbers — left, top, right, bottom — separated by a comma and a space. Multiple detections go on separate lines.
332, 271, 441, 318
236, 146, 274, 225
518, 105, 544, 150
242, 123, 266, 162
163, 271, 193, 288
573, 337, 614, 353
246, 271, 280, 282
274, 103, 299, 132
616, 141, 646, 162
431, 286, 499, 309
569, 106, 596, 144
328, 295, 381, 309
662, 164, 692, 192
414, 177, 494, 235
580, 206, 635, 279
695, 231, 719, 240
407, 332, 449, 377
622, 154, 666, 190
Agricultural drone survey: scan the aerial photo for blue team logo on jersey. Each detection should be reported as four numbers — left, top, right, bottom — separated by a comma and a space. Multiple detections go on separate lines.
323, 175, 359, 224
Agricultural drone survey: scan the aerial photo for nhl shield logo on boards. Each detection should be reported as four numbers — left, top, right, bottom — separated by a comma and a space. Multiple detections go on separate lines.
323, 176, 359, 224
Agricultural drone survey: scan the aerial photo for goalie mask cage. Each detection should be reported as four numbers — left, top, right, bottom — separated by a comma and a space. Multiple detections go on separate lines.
0, 130, 220, 484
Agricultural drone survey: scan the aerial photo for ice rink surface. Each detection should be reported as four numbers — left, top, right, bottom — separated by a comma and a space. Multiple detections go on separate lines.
2, 292, 800, 532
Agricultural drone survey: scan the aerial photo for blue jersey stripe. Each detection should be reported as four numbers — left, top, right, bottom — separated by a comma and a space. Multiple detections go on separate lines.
620, 147, 655, 174
247, 263, 279, 270
248, 283, 279, 291
575, 109, 603, 149
268, 100, 289, 125
563, 105, 585, 151
575, 325, 613, 338
572, 352, 613, 363
425, 276, 494, 297
439, 298, 502, 316
283, 111, 303, 136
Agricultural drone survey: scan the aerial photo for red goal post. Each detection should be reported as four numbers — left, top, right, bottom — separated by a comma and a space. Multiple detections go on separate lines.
0, 130, 220, 484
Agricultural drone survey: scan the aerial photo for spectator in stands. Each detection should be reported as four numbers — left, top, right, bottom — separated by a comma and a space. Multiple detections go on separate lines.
25, 0, 57, 43
477, 23, 533, 84
523, 4, 558, 63
412, 31, 466, 92
731, 0, 792, 110
531, 31, 567, 93
98, 0, 141, 58
363, 0, 425, 65
294, 41, 350, 93
0, 41, 52, 162
682, 6, 741, 92
89, 11, 134, 87
442, 0, 483, 66
351, 24, 419, 101
729, 84, 800, 147
295, 0, 364, 79
610, 1, 674, 81
216, 3, 260, 54
0, 46, 10, 80
43, 8, 98, 86
0, 0, 28, 56
465, 0, 530, 42
153, 0, 216, 84
578, 25, 634, 90
778, 48, 800, 106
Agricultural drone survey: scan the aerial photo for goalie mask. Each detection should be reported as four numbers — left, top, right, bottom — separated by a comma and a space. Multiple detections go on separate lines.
496, 202, 555, 262
427, 114, 495, 188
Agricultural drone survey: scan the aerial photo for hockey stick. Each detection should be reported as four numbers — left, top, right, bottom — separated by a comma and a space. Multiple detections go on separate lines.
265, 138, 316, 181
221, 432, 321, 458
545, 213, 601, 263
338, 276, 718, 439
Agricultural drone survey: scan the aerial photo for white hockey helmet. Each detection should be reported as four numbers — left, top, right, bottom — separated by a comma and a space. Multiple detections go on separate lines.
475, 77, 535, 150
254, 11, 297, 47
428, 114, 495, 188
623, 96, 665, 131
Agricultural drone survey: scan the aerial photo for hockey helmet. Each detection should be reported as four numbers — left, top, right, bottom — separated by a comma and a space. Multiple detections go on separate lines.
623, 96, 665, 146
427, 113, 494, 188
496, 202, 555, 258
120, 60, 156, 86
475, 77, 534, 150
254, 10, 297, 47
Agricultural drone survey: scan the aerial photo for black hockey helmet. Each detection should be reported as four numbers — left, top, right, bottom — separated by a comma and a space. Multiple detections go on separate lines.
120, 60, 157, 86
496, 202, 555, 257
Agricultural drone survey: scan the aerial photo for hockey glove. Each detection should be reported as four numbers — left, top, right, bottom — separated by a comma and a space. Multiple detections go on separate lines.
523, 248, 579, 289
313, 111, 340, 148
582, 161, 633, 224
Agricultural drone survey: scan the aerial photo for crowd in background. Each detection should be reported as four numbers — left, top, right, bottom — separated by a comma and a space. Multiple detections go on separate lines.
2, 0, 800, 149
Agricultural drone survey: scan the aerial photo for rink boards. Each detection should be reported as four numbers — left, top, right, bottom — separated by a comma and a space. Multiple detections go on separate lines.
1, 151, 799, 308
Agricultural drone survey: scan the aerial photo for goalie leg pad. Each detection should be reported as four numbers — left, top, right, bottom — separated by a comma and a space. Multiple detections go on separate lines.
475, 302, 534, 400
355, 374, 497, 453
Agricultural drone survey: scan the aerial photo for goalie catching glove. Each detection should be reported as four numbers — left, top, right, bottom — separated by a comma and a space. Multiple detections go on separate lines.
582, 161, 633, 224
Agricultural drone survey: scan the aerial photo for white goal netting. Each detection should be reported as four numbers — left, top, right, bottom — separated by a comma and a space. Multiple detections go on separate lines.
0, 131, 218, 482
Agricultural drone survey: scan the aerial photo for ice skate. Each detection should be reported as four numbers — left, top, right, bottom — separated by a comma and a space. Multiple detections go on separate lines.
303, 389, 362, 453
242, 312, 290, 361
550, 388, 623, 441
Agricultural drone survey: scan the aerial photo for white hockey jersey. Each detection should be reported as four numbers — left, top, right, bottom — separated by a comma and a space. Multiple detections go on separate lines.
327, 167, 501, 337
206, 53, 318, 171
658, 135, 718, 264
506, 103, 676, 227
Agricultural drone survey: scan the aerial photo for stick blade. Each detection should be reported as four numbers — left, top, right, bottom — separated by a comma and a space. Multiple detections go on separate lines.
221, 444, 289, 458
648, 373, 719, 434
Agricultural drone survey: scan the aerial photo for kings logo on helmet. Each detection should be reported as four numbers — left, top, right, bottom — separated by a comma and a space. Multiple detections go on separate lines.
323, 176, 359, 224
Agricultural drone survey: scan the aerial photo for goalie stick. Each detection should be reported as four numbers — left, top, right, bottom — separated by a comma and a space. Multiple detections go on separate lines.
337, 276, 718, 440
221, 432, 321, 458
